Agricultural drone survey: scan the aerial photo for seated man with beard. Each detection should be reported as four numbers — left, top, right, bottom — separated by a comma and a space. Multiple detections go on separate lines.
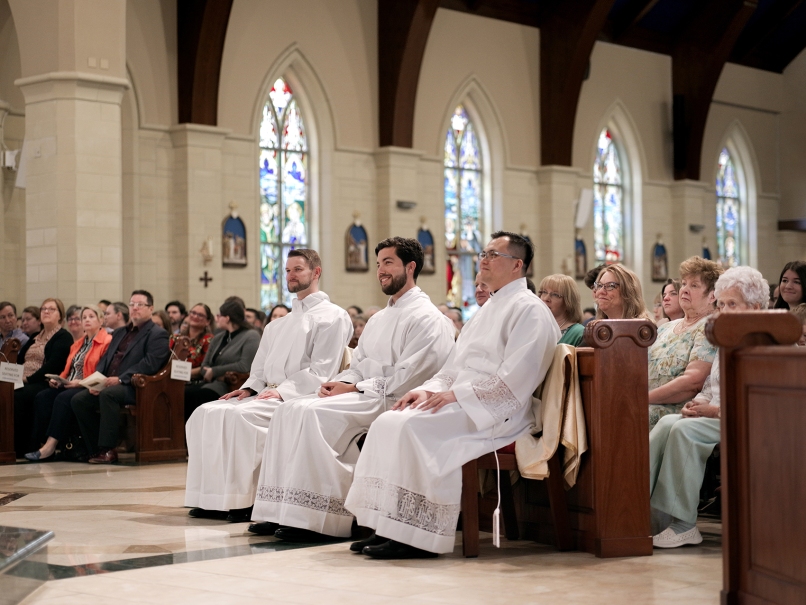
248, 237, 456, 541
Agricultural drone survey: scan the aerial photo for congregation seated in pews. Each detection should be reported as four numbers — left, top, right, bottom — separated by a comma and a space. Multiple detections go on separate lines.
2, 235, 805, 569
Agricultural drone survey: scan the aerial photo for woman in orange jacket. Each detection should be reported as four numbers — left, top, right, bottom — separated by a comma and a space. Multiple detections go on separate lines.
25, 305, 112, 461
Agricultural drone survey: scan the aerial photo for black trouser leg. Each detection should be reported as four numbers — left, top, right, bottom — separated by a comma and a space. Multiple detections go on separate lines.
31, 387, 59, 448
97, 385, 130, 450
14, 383, 48, 456
46, 387, 85, 444
183, 383, 222, 422
71, 389, 101, 457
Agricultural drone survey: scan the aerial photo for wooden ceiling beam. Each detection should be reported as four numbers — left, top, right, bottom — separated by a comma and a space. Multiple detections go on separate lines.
378, 0, 440, 148
540, 0, 617, 166
672, 0, 758, 181
439, 0, 541, 28
609, 0, 661, 40
732, 0, 805, 63
177, 0, 234, 125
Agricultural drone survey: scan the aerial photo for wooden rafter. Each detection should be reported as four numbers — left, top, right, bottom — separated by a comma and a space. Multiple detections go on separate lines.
672, 0, 758, 181
177, 0, 234, 125
732, 0, 806, 64
540, 0, 617, 166
378, 0, 440, 148
607, 0, 660, 40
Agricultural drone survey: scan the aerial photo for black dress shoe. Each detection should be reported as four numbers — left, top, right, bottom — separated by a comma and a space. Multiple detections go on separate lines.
226, 506, 253, 523
362, 539, 438, 559
247, 521, 279, 535
349, 532, 388, 553
24, 450, 55, 462
273, 527, 341, 543
187, 507, 228, 520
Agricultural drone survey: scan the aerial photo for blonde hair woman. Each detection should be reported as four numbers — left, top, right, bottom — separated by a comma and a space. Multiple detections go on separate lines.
593, 264, 653, 321
538, 274, 585, 346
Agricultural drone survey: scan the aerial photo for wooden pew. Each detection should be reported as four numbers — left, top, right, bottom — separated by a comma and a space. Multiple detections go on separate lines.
706, 311, 804, 605
127, 336, 191, 464
516, 319, 656, 558
0, 338, 22, 464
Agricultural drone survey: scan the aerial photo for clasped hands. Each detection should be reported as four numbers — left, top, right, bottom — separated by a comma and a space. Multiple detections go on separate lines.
392, 389, 456, 413
318, 381, 358, 397
681, 399, 720, 419
221, 387, 282, 401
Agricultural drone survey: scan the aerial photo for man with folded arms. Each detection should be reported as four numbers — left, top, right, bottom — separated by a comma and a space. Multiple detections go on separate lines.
184, 249, 353, 522
71, 290, 170, 464
345, 232, 558, 559
249, 237, 455, 541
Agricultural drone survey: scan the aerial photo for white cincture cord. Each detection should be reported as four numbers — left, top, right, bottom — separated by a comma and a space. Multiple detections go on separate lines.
491, 422, 502, 548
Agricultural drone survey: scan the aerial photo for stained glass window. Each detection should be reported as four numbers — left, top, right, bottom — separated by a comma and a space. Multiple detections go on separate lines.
259, 77, 308, 309
716, 148, 740, 268
444, 105, 482, 318
593, 129, 624, 264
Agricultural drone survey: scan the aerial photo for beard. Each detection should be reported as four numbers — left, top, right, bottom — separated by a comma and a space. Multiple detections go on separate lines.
380, 272, 407, 296
288, 278, 312, 293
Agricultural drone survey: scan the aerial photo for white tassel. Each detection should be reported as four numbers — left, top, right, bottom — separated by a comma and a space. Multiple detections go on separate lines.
492, 507, 501, 548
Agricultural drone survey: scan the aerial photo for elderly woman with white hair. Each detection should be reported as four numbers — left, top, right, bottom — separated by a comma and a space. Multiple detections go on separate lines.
649, 266, 769, 549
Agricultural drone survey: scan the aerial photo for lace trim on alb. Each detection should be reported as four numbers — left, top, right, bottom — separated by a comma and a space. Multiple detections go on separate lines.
350, 477, 459, 537
471, 374, 521, 421
372, 377, 388, 399
432, 372, 455, 389
254, 485, 351, 517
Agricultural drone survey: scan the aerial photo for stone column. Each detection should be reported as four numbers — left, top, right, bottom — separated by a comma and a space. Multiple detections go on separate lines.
170, 124, 230, 307
17, 73, 128, 304
535, 166, 582, 280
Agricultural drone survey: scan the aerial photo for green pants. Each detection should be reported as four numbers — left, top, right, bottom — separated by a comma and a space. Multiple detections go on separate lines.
649, 414, 720, 524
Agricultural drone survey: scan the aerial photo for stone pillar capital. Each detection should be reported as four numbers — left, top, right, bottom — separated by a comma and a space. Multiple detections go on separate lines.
169, 123, 231, 149
15, 72, 129, 106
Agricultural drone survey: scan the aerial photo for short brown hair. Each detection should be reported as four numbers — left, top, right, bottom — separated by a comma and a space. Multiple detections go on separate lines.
539, 274, 583, 324
23, 306, 40, 320
594, 264, 653, 321
41, 298, 66, 323
679, 256, 723, 293
287, 248, 322, 271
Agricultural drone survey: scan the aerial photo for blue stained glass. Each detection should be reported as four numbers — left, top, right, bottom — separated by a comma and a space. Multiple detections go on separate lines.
444, 104, 482, 319
593, 129, 624, 264
716, 148, 739, 267
259, 77, 308, 307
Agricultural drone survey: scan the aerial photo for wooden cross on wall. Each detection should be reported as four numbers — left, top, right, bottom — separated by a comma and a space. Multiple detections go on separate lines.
199, 271, 213, 288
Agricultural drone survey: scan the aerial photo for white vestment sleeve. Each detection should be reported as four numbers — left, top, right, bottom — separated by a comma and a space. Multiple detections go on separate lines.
276, 315, 353, 401
241, 327, 273, 393
419, 347, 460, 393
453, 309, 556, 431
354, 317, 454, 400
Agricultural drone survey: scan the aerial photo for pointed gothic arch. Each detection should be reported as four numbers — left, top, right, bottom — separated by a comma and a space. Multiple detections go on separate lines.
251, 46, 336, 307
712, 120, 759, 269
589, 100, 646, 278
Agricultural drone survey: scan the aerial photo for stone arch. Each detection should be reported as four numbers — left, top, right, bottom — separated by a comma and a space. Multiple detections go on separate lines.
589, 99, 647, 279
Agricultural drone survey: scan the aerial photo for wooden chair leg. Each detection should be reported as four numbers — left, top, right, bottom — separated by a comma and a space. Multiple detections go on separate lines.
461, 459, 480, 558
498, 472, 519, 541
547, 454, 573, 551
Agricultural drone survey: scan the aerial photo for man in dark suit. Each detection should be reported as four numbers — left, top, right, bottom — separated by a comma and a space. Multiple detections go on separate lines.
71, 290, 170, 464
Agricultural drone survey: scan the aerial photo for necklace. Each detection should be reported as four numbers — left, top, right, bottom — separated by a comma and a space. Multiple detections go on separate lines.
675, 312, 708, 333
557, 317, 569, 331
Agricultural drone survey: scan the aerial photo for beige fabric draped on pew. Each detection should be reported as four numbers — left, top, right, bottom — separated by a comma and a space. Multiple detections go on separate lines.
515, 344, 587, 489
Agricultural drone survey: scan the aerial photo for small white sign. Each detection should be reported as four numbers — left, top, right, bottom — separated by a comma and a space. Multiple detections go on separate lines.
0, 362, 24, 385
171, 360, 192, 382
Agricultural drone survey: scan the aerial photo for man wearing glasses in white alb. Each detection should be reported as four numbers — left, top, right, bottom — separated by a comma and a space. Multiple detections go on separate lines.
71, 290, 170, 464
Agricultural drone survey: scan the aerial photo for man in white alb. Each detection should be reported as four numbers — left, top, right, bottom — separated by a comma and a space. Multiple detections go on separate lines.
345, 231, 559, 558
184, 249, 353, 522
248, 237, 456, 541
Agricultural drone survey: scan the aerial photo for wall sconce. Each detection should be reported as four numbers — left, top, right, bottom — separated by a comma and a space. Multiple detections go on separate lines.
396, 200, 417, 210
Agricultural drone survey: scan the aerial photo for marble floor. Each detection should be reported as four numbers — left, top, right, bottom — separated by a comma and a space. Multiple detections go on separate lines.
1, 461, 723, 605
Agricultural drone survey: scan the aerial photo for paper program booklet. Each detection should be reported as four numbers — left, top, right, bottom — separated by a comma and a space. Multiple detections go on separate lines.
79, 371, 108, 391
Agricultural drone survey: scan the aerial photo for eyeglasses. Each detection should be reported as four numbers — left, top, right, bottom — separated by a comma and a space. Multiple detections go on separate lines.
188, 311, 207, 319
67, 316, 82, 323
592, 282, 620, 292
128, 302, 151, 308
537, 290, 563, 301
40, 306, 58, 313
478, 250, 521, 261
